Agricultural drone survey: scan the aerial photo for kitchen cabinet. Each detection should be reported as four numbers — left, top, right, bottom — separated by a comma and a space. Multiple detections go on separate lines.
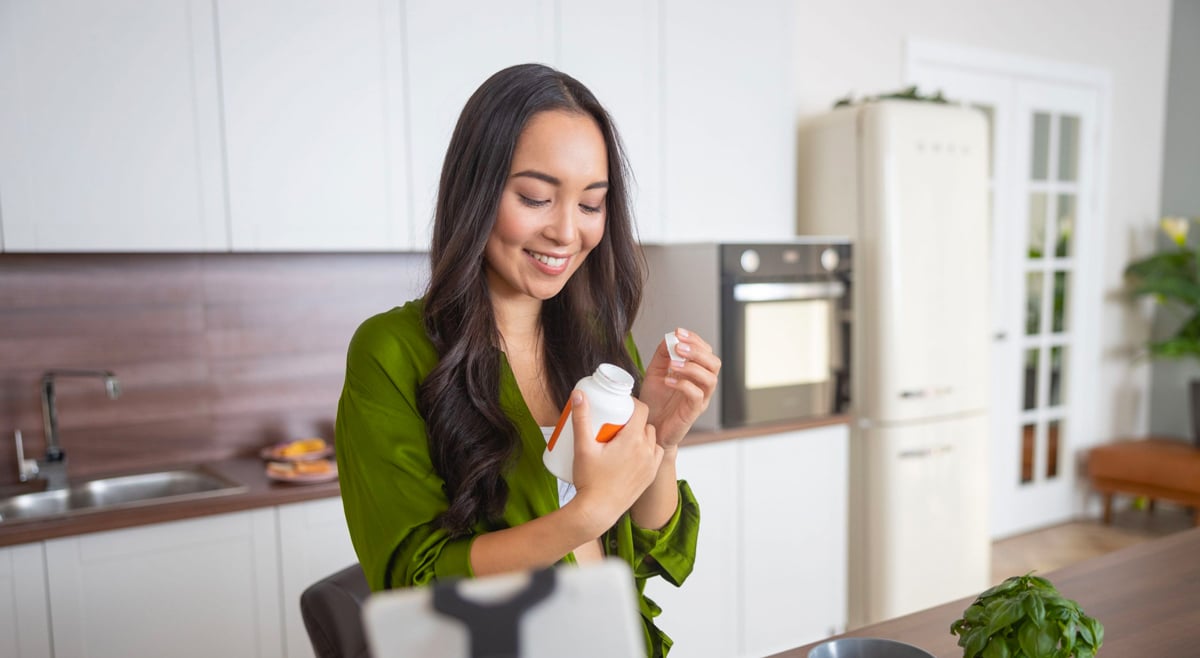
277, 498, 358, 658
558, 1, 664, 242
402, 0, 555, 249
216, 0, 410, 251
44, 509, 283, 658
0, 542, 52, 658
660, 0, 793, 242
644, 423, 849, 658
0, 0, 227, 252
742, 425, 849, 656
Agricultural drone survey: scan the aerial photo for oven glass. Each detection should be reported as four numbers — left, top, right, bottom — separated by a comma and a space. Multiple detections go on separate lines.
744, 299, 831, 390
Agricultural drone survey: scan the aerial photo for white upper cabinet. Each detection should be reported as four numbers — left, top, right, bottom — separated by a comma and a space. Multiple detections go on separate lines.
217, 0, 409, 251
0, 0, 227, 252
558, 1, 663, 243
403, 0, 555, 250
661, 0, 793, 242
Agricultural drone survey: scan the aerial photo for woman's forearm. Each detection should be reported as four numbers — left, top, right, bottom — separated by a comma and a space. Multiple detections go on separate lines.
468, 497, 607, 576
630, 447, 679, 530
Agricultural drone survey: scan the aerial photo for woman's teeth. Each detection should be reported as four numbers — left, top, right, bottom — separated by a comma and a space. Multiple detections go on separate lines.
529, 251, 567, 268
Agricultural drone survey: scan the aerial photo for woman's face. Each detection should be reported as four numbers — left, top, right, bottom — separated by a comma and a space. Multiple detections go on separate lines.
485, 110, 609, 305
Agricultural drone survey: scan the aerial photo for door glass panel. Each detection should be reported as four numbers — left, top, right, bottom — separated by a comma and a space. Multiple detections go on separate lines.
1046, 419, 1061, 479
1023, 348, 1039, 410
1057, 115, 1080, 182
1025, 272, 1044, 335
1055, 194, 1075, 257
1031, 112, 1051, 181
1028, 192, 1048, 258
1052, 271, 1070, 333
1050, 345, 1067, 406
1020, 423, 1036, 484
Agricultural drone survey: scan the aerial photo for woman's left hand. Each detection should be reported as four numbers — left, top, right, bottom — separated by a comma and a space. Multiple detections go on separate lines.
639, 328, 721, 449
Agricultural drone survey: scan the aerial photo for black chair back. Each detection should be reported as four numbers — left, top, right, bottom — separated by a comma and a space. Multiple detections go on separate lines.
300, 563, 372, 658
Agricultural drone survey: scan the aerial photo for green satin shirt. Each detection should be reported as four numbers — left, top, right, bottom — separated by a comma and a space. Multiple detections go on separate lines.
335, 299, 700, 657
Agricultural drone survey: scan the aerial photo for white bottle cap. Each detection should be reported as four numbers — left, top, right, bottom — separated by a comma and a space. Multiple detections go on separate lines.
665, 332, 682, 361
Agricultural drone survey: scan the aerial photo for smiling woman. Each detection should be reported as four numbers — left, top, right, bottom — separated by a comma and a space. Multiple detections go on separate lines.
335, 63, 718, 658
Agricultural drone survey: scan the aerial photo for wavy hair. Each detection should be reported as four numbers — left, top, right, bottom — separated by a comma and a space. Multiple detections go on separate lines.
418, 64, 644, 536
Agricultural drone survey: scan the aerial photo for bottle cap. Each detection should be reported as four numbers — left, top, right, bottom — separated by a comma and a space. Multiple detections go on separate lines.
665, 332, 682, 361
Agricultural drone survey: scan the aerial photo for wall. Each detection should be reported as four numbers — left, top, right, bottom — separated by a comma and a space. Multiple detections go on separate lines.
0, 253, 427, 485
790, 0, 1173, 442
1149, 0, 1200, 439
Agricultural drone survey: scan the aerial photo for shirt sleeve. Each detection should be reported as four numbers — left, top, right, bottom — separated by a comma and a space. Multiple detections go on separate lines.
335, 310, 476, 591
625, 479, 700, 587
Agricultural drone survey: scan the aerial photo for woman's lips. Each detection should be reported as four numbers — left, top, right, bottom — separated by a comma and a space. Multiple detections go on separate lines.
526, 249, 570, 275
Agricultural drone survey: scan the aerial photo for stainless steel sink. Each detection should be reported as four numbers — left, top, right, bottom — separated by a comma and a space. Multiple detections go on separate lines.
0, 468, 246, 525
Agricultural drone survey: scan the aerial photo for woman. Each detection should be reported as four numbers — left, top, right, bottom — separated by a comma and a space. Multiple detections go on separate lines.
336, 63, 719, 657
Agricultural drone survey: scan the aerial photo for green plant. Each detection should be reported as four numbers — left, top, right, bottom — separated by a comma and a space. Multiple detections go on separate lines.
1124, 216, 1200, 359
950, 573, 1104, 658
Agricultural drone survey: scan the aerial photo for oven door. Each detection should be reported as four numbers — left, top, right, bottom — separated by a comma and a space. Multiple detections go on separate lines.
720, 279, 848, 427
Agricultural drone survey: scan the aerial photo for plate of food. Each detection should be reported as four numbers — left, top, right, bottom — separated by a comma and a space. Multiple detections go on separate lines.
266, 458, 338, 484
260, 437, 332, 462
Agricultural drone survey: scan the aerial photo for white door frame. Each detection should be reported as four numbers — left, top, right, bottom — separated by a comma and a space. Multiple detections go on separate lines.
905, 39, 1112, 538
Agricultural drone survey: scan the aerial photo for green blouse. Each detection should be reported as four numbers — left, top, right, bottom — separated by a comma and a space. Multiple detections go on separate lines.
335, 299, 700, 657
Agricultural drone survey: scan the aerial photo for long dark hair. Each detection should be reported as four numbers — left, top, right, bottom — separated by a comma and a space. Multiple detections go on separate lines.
419, 64, 644, 536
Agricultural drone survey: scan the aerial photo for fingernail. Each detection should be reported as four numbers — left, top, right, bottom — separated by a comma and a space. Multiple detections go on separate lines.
665, 377, 679, 386
678, 328, 690, 338
671, 359, 686, 369
677, 343, 692, 355
572, 390, 583, 405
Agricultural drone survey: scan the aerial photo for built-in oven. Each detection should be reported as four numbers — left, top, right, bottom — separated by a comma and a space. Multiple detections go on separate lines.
635, 241, 852, 430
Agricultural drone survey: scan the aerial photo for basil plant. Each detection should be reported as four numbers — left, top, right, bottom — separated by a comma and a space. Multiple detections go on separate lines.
950, 573, 1104, 658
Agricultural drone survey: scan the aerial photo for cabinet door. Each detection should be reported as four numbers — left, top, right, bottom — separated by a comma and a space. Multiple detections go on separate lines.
643, 440, 741, 658
0, 543, 52, 658
741, 425, 849, 656
661, 0, 792, 242
403, 0, 555, 249
218, 0, 409, 251
278, 498, 358, 658
44, 509, 283, 658
0, 0, 226, 252
558, 1, 662, 242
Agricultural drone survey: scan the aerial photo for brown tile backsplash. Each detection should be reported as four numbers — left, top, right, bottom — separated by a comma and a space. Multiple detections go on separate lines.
0, 252, 427, 484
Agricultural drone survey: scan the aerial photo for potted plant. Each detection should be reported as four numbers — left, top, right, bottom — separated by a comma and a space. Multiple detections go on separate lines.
950, 573, 1104, 658
1124, 215, 1200, 447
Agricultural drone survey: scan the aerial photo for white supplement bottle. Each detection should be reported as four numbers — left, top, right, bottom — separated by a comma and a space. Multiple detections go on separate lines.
543, 363, 635, 484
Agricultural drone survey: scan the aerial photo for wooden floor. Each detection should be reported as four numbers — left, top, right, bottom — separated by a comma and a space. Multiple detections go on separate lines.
989, 503, 1196, 585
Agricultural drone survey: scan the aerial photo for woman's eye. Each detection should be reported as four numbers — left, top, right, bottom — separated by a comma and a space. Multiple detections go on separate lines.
519, 194, 550, 208
579, 203, 603, 215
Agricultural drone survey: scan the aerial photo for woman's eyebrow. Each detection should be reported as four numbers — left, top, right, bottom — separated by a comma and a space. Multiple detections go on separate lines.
511, 169, 608, 190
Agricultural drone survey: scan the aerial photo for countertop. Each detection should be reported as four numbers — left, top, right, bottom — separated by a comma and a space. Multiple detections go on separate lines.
778, 525, 1200, 657
0, 415, 849, 547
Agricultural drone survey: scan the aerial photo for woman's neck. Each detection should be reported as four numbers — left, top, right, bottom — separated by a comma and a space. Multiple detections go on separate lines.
491, 295, 543, 355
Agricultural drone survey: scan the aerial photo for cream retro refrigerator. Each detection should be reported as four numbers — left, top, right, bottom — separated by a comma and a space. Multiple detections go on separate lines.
796, 100, 991, 627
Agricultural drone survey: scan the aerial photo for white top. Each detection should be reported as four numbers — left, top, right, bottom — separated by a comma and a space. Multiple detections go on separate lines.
540, 426, 577, 507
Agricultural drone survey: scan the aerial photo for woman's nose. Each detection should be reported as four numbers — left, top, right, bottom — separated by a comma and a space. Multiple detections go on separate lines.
542, 203, 578, 244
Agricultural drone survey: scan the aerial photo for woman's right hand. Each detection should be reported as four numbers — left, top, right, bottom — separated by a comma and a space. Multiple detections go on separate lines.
568, 390, 664, 533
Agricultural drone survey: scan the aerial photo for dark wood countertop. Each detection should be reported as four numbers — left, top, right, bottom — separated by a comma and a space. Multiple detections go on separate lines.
776, 525, 1200, 657
0, 416, 849, 548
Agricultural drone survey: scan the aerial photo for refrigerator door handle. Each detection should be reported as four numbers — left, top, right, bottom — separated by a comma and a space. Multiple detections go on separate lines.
898, 445, 955, 459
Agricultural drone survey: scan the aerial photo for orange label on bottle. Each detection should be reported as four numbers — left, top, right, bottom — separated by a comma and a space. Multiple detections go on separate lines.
547, 400, 573, 452
595, 423, 624, 443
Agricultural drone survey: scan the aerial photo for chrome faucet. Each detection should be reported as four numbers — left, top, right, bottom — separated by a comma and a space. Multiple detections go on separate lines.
15, 369, 121, 489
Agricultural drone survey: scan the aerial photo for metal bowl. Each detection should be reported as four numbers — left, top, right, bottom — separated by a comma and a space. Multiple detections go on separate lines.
807, 637, 936, 658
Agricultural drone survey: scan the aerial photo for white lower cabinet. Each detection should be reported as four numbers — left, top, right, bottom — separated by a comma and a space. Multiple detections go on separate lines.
277, 498, 358, 658
44, 509, 283, 658
646, 424, 849, 658
0, 542, 52, 658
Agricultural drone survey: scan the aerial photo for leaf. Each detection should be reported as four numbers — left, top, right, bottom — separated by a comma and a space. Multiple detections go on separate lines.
1059, 619, 1076, 654
1082, 616, 1104, 648
965, 603, 988, 624
983, 635, 1012, 658
1018, 622, 1042, 657
1028, 575, 1056, 591
964, 627, 990, 658
985, 598, 1025, 638
1076, 618, 1095, 646
1024, 590, 1047, 624
978, 576, 1022, 601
